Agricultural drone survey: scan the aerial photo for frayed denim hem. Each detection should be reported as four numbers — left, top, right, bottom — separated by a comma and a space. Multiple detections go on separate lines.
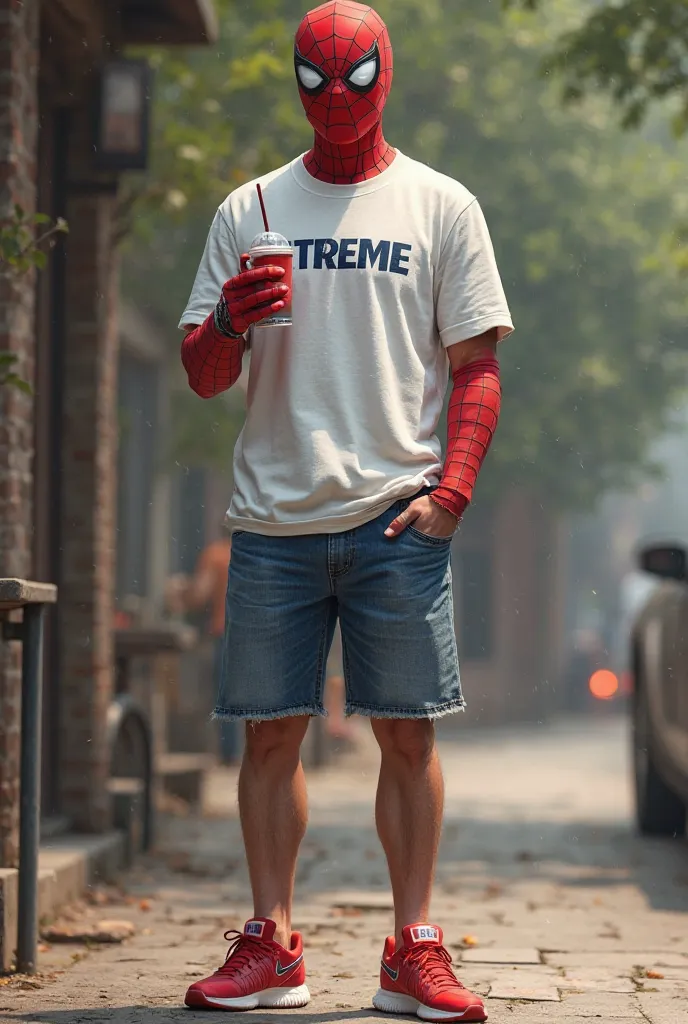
211, 703, 327, 723
345, 698, 466, 720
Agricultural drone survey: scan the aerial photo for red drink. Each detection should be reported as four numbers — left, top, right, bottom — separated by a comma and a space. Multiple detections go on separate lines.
248, 232, 293, 328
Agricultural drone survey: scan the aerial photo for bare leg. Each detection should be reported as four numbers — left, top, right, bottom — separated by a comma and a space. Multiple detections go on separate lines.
238, 716, 310, 948
371, 719, 444, 947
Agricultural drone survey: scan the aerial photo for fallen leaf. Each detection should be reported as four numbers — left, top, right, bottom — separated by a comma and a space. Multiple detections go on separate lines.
37, 943, 51, 953
333, 972, 354, 979
646, 970, 665, 980
139, 899, 152, 912
461, 935, 479, 947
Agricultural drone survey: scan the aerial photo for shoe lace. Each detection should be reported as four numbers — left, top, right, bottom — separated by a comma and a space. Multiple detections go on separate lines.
402, 944, 465, 994
216, 930, 273, 978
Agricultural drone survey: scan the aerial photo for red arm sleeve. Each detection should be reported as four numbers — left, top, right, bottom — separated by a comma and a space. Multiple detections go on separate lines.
181, 312, 245, 399
431, 354, 501, 520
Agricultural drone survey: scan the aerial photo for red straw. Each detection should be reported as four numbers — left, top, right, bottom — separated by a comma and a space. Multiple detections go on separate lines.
256, 184, 270, 233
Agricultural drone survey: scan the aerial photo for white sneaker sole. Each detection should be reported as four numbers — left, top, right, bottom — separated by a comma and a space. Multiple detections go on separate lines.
373, 988, 487, 1022
193, 984, 311, 1010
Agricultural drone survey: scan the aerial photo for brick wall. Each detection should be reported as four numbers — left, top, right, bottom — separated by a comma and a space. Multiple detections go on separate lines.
0, 0, 39, 867
58, 106, 119, 831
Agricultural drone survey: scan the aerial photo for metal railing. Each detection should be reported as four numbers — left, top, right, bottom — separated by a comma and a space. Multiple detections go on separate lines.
0, 578, 57, 975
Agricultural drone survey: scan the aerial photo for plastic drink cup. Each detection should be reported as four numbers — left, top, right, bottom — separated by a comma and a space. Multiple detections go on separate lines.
248, 231, 293, 328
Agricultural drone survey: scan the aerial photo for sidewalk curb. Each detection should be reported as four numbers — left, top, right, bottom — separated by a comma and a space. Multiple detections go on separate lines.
0, 831, 125, 972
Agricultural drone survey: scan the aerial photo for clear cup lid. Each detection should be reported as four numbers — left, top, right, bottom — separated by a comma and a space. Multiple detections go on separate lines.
251, 231, 290, 248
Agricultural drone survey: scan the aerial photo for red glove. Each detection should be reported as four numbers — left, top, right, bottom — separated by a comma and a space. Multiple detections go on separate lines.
430, 355, 501, 520
181, 257, 289, 399
218, 255, 290, 336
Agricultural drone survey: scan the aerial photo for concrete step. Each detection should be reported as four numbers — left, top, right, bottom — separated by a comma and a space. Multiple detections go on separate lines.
0, 831, 125, 972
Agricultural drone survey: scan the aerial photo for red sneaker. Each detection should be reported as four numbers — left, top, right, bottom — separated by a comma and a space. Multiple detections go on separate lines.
184, 917, 310, 1011
373, 924, 487, 1022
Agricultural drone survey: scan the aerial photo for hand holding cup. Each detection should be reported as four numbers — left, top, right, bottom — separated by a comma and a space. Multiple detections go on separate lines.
220, 256, 290, 335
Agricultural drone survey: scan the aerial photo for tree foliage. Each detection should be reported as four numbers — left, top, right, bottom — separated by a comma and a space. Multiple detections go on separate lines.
0, 206, 68, 392
0, 205, 68, 275
507, 0, 688, 135
123, 0, 688, 509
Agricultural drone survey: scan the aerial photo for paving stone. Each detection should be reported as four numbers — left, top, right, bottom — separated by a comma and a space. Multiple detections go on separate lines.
488, 981, 561, 1001
560, 971, 636, 994
317, 890, 394, 911
545, 951, 688, 970
462, 946, 542, 964
559, 991, 644, 1017
1, 720, 687, 1024
503, 1014, 642, 1024
636, 992, 688, 1024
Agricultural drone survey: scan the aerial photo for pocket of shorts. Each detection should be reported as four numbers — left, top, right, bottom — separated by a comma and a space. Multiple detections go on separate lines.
406, 524, 453, 547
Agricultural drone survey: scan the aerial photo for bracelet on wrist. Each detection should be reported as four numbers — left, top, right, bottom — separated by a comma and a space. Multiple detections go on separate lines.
214, 296, 244, 339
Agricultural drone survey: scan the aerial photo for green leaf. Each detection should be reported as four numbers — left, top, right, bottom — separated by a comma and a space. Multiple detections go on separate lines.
3, 374, 33, 394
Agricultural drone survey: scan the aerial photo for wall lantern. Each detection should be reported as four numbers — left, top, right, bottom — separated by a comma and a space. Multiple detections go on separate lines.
95, 59, 152, 172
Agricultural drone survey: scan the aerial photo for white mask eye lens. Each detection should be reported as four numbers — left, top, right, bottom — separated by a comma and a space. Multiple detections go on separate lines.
297, 65, 325, 90
347, 59, 377, 88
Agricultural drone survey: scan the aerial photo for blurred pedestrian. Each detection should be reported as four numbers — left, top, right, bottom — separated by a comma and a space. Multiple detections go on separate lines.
165, 532, 240, 764
180, 3, 511, 1020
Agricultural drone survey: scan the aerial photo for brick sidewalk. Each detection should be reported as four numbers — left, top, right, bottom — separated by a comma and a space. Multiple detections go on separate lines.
2, 715, 687, 1023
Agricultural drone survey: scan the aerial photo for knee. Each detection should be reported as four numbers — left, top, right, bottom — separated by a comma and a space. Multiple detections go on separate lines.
244, 716, 308, 767
372, 718, 436, 768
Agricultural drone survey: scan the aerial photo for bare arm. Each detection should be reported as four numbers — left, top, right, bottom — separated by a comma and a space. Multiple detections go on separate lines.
446, 328, 498, 373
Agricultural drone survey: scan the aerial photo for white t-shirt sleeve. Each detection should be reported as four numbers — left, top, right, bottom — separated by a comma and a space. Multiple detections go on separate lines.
178, 208, 243, 329
435, 198, 514, 348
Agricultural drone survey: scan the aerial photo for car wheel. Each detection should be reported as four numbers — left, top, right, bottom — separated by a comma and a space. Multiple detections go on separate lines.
634, 683, 687, 837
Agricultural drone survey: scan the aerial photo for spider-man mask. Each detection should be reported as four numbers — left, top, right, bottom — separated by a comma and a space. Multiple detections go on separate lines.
294, 1, 393, 145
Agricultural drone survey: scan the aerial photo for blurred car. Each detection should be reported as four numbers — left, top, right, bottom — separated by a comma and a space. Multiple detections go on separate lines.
630, 543, 688, 837
608, 570, 661, 700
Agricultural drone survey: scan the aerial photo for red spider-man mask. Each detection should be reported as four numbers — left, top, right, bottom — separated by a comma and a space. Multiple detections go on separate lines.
295, 1, 393, 145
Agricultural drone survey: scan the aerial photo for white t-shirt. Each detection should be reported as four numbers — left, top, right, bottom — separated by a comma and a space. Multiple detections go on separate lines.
180, 151, 513, 536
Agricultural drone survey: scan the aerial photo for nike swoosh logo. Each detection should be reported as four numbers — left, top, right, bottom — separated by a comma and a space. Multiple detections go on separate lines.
276, 953, 303, 977
381, 960, 399, 982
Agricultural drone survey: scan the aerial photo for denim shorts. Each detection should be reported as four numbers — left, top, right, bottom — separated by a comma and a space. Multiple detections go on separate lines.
215, 492, 463, 721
